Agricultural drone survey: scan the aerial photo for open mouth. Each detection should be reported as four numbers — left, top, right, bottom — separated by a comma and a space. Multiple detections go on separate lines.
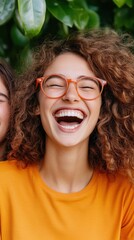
54, 109, 85, 130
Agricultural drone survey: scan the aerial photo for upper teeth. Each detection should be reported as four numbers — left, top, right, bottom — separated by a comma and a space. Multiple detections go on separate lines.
55, 110, 84, 119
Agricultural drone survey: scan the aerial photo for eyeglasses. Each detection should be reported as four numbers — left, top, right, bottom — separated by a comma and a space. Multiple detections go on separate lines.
36, 74, 107, 100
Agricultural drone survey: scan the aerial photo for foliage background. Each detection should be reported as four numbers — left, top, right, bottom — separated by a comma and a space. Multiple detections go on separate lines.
0, 0, 134, 71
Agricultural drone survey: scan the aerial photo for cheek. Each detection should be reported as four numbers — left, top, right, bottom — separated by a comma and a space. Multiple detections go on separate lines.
0, 103, 10, 123
86, 98, 102, 116
38, 95, 52, 115
38, 92, 57, 115
38, 95, 54, 129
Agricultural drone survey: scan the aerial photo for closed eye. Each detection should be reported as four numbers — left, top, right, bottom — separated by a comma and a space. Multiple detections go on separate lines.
47, 84, 64, 88
0, 93, 9, 101
80, 86, 94, 89
79, 86, 95, 91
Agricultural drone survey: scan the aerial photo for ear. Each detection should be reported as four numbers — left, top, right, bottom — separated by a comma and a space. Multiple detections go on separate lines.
34, 105, 40, 115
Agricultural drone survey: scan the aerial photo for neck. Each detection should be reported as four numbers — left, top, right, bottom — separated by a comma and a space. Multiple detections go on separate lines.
39, 139, 93, 193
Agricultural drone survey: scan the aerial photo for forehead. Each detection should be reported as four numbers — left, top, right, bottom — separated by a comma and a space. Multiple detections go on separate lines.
44, 52, 95, 77
49, 52, 88, 67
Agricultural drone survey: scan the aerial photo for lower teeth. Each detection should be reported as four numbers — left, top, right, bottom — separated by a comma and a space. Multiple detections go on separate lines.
61, 124, 79, 129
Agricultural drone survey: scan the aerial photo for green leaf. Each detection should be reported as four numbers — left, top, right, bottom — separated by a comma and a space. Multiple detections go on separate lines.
62, 23, 69, 35
85, 10, 100, 29
18, 0, 46, 38
68, 0, 89, 29
70, 0, 89, 10
114, 8, 127, 28
0, 0, 15, 25
73, 9, 89, 30
69, 1, 100, 30
113, 0, 126, 8
46, 0, 99, 30
14, 9, 25, 33
46, 0, 73, 27
10, 24, 29, 47
68, 0, 87, 9
126, 0, 133, 7
114, 7, 134, 30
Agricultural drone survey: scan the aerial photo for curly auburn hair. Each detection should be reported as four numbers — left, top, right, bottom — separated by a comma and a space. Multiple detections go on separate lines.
8, 28, 134, 182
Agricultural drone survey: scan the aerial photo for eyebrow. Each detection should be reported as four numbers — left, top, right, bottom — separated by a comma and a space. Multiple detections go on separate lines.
0, 92, 9, 100
57, 74, 98, 80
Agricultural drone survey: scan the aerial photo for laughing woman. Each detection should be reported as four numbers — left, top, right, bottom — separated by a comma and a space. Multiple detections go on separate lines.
0, 29, 134, 239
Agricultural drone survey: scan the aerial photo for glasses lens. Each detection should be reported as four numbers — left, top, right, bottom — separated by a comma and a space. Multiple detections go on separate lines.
77, 77, 102, 100
43, 75, 67, 98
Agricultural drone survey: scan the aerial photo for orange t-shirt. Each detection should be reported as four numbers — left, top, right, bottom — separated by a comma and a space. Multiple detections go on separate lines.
0, 160, 133, 240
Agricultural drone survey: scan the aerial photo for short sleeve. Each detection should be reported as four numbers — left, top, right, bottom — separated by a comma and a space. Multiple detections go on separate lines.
121, 185, 134, 239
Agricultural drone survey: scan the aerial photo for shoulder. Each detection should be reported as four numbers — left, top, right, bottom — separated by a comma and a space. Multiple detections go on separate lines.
0, 160, 22, 176
96, 170, 134, 196
0, 160, 18, 174
0, 160, 35, 185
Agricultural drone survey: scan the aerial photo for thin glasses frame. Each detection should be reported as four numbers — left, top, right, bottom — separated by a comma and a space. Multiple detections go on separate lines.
36, 74, 107, 100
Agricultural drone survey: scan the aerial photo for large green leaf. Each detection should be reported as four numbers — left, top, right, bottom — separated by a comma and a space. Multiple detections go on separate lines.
113, 0, 126, 7
10, 24, 29, 47
14, 9, 25, 33
73, 9, 90, 30
46, 0, 73, 27
85, 10, 100, 29
0, 0, 15, 25
18, 0, 46, 38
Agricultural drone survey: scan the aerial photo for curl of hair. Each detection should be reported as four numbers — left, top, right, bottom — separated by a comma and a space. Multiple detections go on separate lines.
8, 28, 134, 182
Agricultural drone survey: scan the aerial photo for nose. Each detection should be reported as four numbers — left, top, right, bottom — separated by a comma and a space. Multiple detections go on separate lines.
62, 82, 80, 102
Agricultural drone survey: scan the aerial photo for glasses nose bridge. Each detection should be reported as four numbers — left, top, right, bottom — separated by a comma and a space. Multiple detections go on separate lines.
66, 78, 78, 93
63, 78, 80, 101
67, 78, 77, 88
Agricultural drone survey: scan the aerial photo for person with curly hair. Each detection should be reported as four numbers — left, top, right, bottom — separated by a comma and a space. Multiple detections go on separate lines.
0, 29, 133, 239
0, 59, 13, 160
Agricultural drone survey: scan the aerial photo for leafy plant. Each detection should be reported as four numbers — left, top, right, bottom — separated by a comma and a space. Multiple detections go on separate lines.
0, 0, 134, 70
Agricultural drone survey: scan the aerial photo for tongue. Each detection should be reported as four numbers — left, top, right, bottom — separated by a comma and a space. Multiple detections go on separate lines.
60, 121, 79, 126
